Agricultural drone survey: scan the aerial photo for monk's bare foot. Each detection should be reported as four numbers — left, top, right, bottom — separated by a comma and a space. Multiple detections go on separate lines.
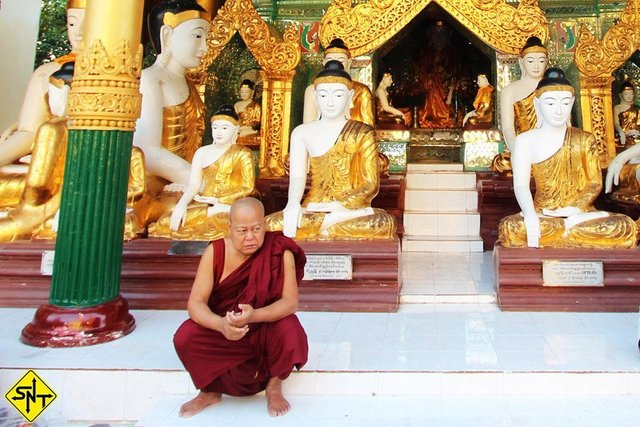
265, 377, 290, 417
179, 391, 222, 418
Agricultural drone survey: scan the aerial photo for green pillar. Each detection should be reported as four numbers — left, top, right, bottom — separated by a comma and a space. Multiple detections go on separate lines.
22, 0, 144, 347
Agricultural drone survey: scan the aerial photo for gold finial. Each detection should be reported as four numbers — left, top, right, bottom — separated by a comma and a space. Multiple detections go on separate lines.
66, 0, 86, 9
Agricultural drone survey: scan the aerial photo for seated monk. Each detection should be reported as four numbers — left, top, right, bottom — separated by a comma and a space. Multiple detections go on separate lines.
266, 61, 396, 240
463, 74, 494, 129
149, 105, 257, 240
173, 197, 308, 418
303, 38, 374, 126
0, 62, 147, 242
499, 68, 637, 248
614, 82, 640, 147
233, 79, 261, 147
375, 72, 412, 128
493, 36, 548, 174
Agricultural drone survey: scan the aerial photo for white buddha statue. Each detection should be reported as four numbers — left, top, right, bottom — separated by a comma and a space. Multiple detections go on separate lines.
149, 105, 257, 240
266, 61, 395, 240
499, 68, 637, 248
133, 0, 211, 187
0, 0, 85, 168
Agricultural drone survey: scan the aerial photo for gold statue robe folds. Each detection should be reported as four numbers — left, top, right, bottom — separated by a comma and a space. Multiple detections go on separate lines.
163, 79, 205, 163
499, 127, 637, 248
611, 163, 640, 204
149, 144, 256, 241
266, 120, 396, 240
492, 92, 537, 174
351, 82, 375, 126
618, 105, 640, 146
237, 99, 261, 147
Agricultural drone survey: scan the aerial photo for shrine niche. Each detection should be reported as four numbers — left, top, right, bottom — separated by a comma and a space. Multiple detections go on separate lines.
575, 0, 640, 165
196, 0, 301, 178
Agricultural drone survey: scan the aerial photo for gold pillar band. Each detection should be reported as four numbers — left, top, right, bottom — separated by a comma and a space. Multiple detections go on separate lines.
67, 0, 87, 9
535, 84, 575, 97
520, 45, 548, 57
163, 10, 211, 28
313, 75, 353, 89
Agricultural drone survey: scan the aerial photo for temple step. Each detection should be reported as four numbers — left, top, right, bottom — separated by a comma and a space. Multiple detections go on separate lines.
403, 163, 482, 252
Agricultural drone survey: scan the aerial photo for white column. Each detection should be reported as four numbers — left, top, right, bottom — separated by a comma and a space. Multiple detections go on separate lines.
0, 0, 43, 131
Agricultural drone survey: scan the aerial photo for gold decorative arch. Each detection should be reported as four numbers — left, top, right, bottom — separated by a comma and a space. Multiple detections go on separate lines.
319, 0, 548, 57
197, 0, 301, 178
575, 0, 640, 165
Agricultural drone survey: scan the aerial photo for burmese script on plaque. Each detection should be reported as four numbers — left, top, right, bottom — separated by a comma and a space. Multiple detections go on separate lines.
41, 251, 55, 276
303, 254, 352, 280
542, 260, 604, 287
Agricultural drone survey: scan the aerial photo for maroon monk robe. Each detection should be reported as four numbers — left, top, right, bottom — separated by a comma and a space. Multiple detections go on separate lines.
173, 231, 309, 396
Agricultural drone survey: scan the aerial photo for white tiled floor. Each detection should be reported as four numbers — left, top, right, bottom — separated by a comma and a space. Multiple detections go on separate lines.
1, 251, 640, 425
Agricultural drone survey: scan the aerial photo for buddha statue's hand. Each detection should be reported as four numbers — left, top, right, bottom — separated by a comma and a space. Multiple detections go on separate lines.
194, 195, 218, 205
605, 156, 626, 193
164, 183, 186, 193
523, 212, 540, 248
629, 130, 640, 137
542, 206, 582, 218
283, 203, 302, 238
170, 203, 188, 231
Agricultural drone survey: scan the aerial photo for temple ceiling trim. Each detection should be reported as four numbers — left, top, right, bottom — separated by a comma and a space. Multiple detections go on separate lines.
575, 0, 640, 78
319, 0, 548, 56
197, 0, 300, 79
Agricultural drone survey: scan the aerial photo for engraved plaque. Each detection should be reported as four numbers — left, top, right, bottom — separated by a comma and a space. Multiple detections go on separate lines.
41, 251, 55, 276
542, 260, 604, 287
303, 254, 352, 280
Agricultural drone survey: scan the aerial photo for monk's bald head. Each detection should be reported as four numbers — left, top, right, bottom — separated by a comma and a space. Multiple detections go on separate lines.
229, 197, 265, 224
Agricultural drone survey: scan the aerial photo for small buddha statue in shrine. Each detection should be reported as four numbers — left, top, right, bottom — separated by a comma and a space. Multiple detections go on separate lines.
233, 79, 261, 147
149, 105, 257, 240
614, 82, 640, 147
266, 61, 396, 240
462, 74, 494, 129
498, 68, 637, 249
0, 0, 85, 168
303, 38, 374, 126
375, 72, 412, 128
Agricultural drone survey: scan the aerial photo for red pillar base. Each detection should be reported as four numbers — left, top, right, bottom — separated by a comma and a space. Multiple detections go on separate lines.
21, 296, 136, 347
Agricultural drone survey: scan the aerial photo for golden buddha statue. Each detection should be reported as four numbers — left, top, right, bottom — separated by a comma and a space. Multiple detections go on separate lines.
463, 74, 494, 129
499, 69, 637, 249
375, 72, 412, 128
614, 82, 640, 147
0, 0, 85, 168
0, 63, 147, 242
493, 36, 548, 174
303, 38, 374, 126
149, 105, 257, 240
266, 61, 396, 240
233, 79, 261, 148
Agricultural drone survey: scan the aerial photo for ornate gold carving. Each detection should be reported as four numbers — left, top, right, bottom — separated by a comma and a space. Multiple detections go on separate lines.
197, 0, 300, 178
574, 0, 640, 165
68, 39, 143, 131
319, 0, 548, 57
575, 0, 640, 78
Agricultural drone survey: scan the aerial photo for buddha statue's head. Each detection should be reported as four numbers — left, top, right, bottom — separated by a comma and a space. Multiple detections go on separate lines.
323, 38, 352, 73
380, 72, 393, 88
426, 20, 452, 50
619, 82, 635, 104
314, 60, 354, 120
533, 68, 575, 129
210, 104, 240, 146
238, 79, 255, 101
477, 74, 489, 88
48, 61, 75, 118
148, 0, 211, 69
66, 0, 86, 53
519, 36, 548, 80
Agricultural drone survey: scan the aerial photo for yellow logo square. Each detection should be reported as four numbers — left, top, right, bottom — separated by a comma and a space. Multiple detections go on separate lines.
4, 370, 57, 422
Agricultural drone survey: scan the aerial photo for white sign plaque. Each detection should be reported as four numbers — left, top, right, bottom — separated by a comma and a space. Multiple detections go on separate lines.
542, 260, 604, 287
303, 254, 352, 280
41, 250, 55, 276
